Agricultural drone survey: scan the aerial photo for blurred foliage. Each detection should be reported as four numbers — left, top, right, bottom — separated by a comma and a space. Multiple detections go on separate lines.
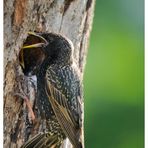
84, 0, 144, 148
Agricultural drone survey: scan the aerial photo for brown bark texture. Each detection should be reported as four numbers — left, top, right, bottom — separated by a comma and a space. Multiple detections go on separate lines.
4, 0, 95, 147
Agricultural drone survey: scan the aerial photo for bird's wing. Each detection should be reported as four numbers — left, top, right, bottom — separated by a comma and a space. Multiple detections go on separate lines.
45, 74, 82, 148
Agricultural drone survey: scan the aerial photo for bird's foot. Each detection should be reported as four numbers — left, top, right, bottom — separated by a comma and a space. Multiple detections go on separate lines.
14, 92, 35, 121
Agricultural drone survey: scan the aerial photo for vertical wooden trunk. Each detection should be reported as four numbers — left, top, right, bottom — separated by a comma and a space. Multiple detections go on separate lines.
4, 0, 95, 147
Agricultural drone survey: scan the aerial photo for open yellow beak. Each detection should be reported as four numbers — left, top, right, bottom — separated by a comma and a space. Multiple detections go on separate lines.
22, 32, 47, 49
20, 32, 47, 69
22, 43, 45, 49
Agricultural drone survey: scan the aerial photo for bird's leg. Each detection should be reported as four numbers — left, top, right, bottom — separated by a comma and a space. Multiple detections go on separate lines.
14, 80, 35, 121
15, 93, 35, 121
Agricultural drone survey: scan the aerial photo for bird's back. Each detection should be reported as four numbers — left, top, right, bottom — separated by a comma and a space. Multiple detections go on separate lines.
46, 64, 82, 127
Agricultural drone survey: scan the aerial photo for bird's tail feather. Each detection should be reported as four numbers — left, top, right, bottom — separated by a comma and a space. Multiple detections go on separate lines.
21, 133, 61, 148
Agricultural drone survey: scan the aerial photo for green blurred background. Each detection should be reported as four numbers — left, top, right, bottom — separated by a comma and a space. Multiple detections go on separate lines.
84, 0, 144, 148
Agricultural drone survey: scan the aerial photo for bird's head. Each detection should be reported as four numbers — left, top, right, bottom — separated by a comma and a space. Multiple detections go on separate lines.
41, 33, 74, 63
19, 32, 74, 75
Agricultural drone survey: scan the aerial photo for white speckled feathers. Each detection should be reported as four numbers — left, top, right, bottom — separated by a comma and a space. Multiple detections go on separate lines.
45, 63, 82, 148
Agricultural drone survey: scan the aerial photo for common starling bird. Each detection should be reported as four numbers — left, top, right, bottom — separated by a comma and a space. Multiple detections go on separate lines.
21, 32, 83, 148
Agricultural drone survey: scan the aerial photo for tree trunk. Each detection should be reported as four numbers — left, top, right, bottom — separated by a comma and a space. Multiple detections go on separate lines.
4, 0, 95, 147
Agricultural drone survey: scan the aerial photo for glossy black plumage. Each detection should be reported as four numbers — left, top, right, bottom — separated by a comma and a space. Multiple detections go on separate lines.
21, 33, 83, 148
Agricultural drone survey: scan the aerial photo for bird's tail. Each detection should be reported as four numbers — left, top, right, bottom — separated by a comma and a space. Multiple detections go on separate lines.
21, 133, 62, 148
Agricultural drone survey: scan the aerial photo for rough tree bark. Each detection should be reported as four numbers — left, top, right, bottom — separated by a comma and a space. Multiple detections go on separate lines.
4, 0, 95, 147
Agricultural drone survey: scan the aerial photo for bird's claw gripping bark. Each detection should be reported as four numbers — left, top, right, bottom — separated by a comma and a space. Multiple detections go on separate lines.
14, 92, 35, 121
14, 79, 35, 121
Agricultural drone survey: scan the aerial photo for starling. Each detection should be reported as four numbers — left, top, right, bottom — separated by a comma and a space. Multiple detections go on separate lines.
21, 32, 83, 148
